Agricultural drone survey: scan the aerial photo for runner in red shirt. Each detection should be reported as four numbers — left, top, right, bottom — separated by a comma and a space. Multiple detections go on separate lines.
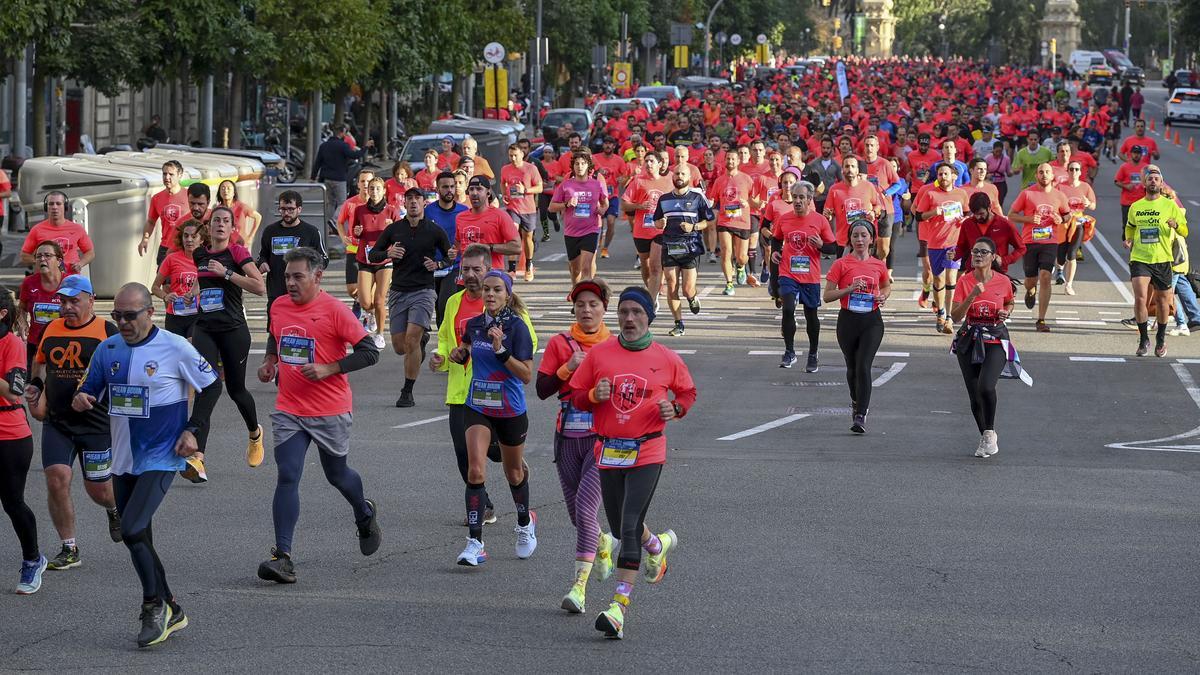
954, 192, 1026, 276
1119, 119, 1159, 162
707, 151, 755, 294
415, 149, 442, 199
1055, 160, 1098, 295
592, 137, 630, 259
336, 170, 376, 322
568, 286, 695, 640
352, 178, 403, 348
216, 180, 263, 247
964, 158, 1003, 217
824, 156, 885, 252
17, 241, 64, 369
255, 245, 382, 583
862, 135, 900, 267
823, 220, 891, 434
747, 151, 785, 289
455, 176, 522, 277
770, 181, 836, 371
140, 160, 189, 264
151, 220, 206, 339
499, 144, 544, 282
1007, 163, 1071, 331
913, 164, 970, 334
621, 153, 673, 292
1114, 145, 1149, 226
21, 191, 95, 273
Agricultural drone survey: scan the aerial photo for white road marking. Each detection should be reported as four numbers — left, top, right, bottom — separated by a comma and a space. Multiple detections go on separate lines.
1056, 319, 1107, 326
1189, 200, 1200, 207
718, 413, 811, 441
877, 351, 910, 357
674, 349, 697, 354
1106, 363, 1200, 452
698, 286, 716, 298
1178, 359, 1200, 364
391, 414, 450, 430
538, 253, 567, 262
1085, 231, 1136, 304
871, 362, 906, 387
1069, 356, 1127, 362
748, 350, 777, 355
249, 348, 266, 354
1098, 311, 1125, 315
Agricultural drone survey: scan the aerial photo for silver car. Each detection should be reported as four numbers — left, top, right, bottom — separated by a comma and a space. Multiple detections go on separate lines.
1166, 88, 1200, 126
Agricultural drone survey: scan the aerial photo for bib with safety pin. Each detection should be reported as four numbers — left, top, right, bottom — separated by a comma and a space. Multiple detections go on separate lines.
32, 302, 60, 324
272, 236, 301, 256
724, 203, 743, 218
598, 437, 640, 468
560, 401, 593, 433
1032, 225, 1053, 241
199, 288, 225, 312
279, 335, 316, 366
1139, 227, 1161, 244
790, 255, 811, 274
108, 384, 150, 418
939, 201, 964, 221
172, 296, 198, 316
848, 291, 876, 313
470, 380, 504, 409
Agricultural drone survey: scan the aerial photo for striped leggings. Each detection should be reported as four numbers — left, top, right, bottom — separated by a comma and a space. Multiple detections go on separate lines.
554, 433, 602, 559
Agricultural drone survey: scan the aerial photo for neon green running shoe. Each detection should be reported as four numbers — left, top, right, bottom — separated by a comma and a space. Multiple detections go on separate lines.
594, 599, 626, 639
643, 529, 677, 584
594, 532, 618, 582
561, 581, 586, 614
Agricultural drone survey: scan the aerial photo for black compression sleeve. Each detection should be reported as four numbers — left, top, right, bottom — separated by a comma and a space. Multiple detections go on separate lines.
337, 335, 380, 374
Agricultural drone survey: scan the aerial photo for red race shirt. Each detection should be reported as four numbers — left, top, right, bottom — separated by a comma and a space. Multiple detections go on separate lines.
965, 182, 1003, 215
1009, 186, 1072, 244
21, 220, 93, 271
826, 254, 890, 312
953, 270, 1014, 324
148, 189, 190, 252
453, 293, 484, 346
864, 158, 899, 215
591, 152, 628, 195
914, 185, 970, 249
773, 211, 835, 284
19, 274, 60, 347
0, 332, 30, 441
1120, 134, 1159, 159
569, 338, 697, 468
270, 291, 368, 416
624, 175, 674, 240
455, 207, 519, 270
352, 203, 403, 264
157, 250, 199, 316
708, 172, 755, 229
825, 180, 884, 246
1115, 160, 1149, 206
500, 163, 541, 215
955, 215, 1026, 274
1057, 182, 1097, 213
750, 172, 783, 217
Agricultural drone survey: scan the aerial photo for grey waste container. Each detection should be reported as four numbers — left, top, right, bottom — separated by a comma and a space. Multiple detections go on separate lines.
17, 156, 163, 297
265, 182, 329, 249
147, 148, 265, 217
150, 144, 283, 184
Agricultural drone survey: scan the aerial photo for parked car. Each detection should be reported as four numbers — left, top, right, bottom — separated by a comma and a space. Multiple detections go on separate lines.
1087, 64, 1114, 86
633, 85, 681, 103
1102, 49, 1145, 86
540, 108, 593, 145
590, 97, 659, 119
1166, 88, 1200, 126
676, 75, 732, 92
1069, 50, 1106, 78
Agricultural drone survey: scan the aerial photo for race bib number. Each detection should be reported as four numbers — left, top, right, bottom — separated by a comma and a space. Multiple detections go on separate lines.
279, 335, 316, 366
108, 384, 150, 418
848, 292, 875, 313
470, 380, 504, 409
598, 437, 641, 468
1139, 227, 1160, 244
81, 449, 112, 481
789, 255, 811, 274
939, 201, 964, 221
666, 240, 690, 257
642, 213, 656, 228
573, 202, 592, 218
271, 236, 300, 256
172, 296, 199, 316
1130, 174, 1141, 186
561, 402, 593, 433
32, 302, 59, 324
199, 288, 225, 313
509, 184, 522, 198
1032, 226, 1054, 241
724, 203, 743, 218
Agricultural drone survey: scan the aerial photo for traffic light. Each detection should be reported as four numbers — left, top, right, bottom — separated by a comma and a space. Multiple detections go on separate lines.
832, 35, 843, 50
822, 0, 830, 5
833, 18, 841, 30
1049, 38, 1056, 54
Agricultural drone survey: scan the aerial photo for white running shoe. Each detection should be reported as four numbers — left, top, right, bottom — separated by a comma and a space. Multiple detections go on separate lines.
1169, 324, 1190, 337
514, 511, 538, 559
456, 538, 487, 566
984, 430, 999, 457
364, 313, 378, 334
974, 434, 989, 458
372, 333, 386, 350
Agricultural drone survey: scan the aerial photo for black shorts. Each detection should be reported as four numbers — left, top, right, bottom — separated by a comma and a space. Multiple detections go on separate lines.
1056, 226, 1085, 265
564, 232, 600, 260
1023, 243, 1058, 277
164, 313, 198, 339
633, 236, 662, 255
357, 260, 391, 276
876, 212, 894, 238
345, 251, 359, 285
1130, 260, 1174, 291
661, 238, 700, 269
462, 407, 529, 447
718, 225, 752, 240
41, 424, 111, 482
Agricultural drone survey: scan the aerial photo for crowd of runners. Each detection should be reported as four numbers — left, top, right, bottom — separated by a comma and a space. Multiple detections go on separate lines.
0, 57, 1194, 646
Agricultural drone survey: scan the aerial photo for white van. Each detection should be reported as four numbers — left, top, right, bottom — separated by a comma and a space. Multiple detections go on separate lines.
1069, 50, 1106, 78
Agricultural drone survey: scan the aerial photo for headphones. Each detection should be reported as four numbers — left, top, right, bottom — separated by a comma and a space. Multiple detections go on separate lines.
43, 191, 71, 217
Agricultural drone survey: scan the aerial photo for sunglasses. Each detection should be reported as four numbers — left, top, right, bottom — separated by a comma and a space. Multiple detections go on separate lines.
111, 307, 150, 323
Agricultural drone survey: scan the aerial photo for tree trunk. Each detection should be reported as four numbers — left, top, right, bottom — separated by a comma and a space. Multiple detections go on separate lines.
431, 79, 439, 120
363, 86, 373, 150
31, 70, 46, 156
332, 85, 348, 131
229, 69, 244, 149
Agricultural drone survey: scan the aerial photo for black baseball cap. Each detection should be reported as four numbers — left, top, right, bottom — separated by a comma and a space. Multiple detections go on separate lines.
467, 176, 492, 190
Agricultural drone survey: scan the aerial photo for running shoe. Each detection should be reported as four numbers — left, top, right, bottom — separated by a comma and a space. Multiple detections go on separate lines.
562, 581, 587, 613
642, 529, 676, 584
746, 273, 760, 288
707, 253, 717, 264
15, 555, 47, 595
939, 319, 954, 335
1065, 283, 1076, 296
514, 511, 538, 559
1024, 287, 1036, 309
357, 499, 382, 556
164, 605, 189, 639
1121, 317, 1138, 329
984, 430, 999, 457
1169, 324, 1191, 337
1136, 337, 1150, 357
667, 321, 685, 337
137, 601, 173, 648
364, 313, 378, 334
180, 456, 207, 484
1155, 339, 1167, 358
917, 290, 929, 309
524, 266, 535, 282
47, 544, 80, 571
851, 413, 866, 434
395, 391, 415, 408
736, 266, 747, 285
974, 434, 989, 458
633, 258, 641, 270
722, 282, 735, 296
1076, 249, 1085, 262
1035, 319, 1050, 333
595, 600, 627, 639
774, 296, 783, 309
541, 232, 551, 242
595, 531, 617, 582
759, 267, 770, 283
805, 352, 819, 373
247, 424, 265, 468
372, 333, 386, 350
688, 296, 701, 314
1054, 268, 1065, 285
257, 547, 297, 583
600, 247, 610, 259
107, 508, 123, 543
456, 537, 488, 566
463, 508, 497, 527
780, 350, 797, 369
508, 261, 517, 274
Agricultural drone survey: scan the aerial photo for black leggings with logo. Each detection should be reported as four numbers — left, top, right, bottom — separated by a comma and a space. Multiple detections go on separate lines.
0, 436, 38, 561
599, 463, 662, 571
192, 324, 258, 451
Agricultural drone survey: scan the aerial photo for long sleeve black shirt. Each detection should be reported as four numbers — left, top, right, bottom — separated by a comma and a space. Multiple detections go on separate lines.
366, 217, 451, 292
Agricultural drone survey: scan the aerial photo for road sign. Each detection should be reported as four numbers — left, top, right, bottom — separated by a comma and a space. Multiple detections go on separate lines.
484, 65, 508, 108
730, 33, 742, 46
674, 45, 689, 68
717, 31, 727, 45
670, 21, 694, 46
756, 34, 767, 45
755, 44, 769, 63
642, 32, 658, 49
592, 44, 608, 67
483, 42, 506, 64
612, 62, 632, 88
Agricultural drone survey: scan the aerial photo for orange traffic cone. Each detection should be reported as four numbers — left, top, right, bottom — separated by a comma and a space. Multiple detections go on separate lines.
1150, 119, 1156, 132
1190, 137, 1196, 153
1174, 130, 1182, 145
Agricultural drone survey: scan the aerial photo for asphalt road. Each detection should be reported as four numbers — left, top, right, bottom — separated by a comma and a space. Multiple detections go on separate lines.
1, 102, 1199, 672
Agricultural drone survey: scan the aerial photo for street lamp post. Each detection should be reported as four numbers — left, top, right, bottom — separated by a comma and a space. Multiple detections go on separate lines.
938, 17, 947, 59
703, 0, 726, 77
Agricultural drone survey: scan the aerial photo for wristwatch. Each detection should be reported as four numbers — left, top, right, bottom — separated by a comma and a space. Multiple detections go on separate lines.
672, 402, 684, 417
224, 268, 234, 281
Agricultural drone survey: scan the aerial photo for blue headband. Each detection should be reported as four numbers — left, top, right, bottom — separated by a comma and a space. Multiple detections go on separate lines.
618, 286, 656, 324
484, 270, 513, 295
